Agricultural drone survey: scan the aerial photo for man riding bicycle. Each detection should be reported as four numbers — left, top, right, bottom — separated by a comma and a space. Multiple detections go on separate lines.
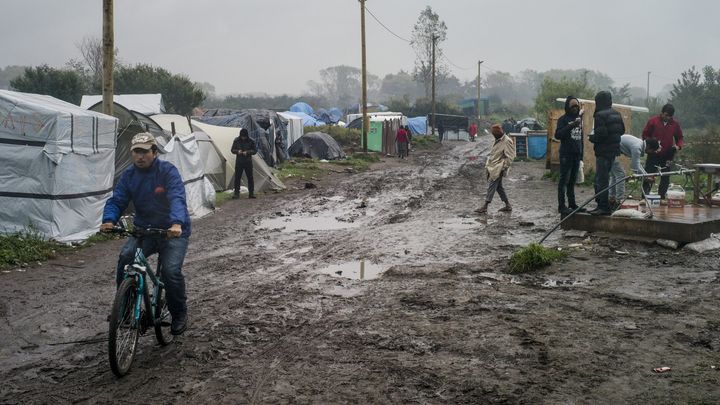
100, 132, 190, 335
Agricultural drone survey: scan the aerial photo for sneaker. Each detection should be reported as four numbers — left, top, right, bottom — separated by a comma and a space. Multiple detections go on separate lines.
248, 194, 256, 199
560, 207, 573, 217
171, 314, 188, 335
231, 194, 240, 200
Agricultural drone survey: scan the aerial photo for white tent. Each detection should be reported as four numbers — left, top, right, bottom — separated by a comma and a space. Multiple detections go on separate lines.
0, 90, 118, 241
156, 134, 216, 219
150, 114, 228, 190
190, 120, 285, 192
80, 94, 165, 115
278, 111, 304, 150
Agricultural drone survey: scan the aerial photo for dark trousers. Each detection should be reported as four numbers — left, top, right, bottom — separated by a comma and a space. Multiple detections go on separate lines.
234, 162, 254, 195
594, 155, 615, 211
116, 236, 189, 318
485, 173, 508, 204
558, 154, 580, 210
643, 154, 670, 198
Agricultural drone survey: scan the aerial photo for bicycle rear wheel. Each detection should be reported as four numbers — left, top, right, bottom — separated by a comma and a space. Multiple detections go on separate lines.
154, 285, 174, 345
108, 278, 140, 377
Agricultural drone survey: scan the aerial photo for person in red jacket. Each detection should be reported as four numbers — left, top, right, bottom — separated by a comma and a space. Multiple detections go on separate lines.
468, 122, 478, 141
641, 103, 684, 198
395, 126, 409, 159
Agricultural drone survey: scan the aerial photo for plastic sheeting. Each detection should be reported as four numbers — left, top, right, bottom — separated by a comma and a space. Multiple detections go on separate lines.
195, 108, 286, 167
190, 120, 285, 192
277, 112, 304, 150
156, 134, 216, 219
80, 94, 165, 115
288, 132, 346, 160
282, 111, 325, 127
407, 116, 427, 135
289, 102, 314, 116
0, 90, 119, 241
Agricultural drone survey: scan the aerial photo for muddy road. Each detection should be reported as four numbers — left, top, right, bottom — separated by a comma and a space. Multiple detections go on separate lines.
2, 137, 720, 404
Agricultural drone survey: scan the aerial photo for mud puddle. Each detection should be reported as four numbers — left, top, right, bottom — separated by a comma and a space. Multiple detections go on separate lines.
319, 260, 387, 280
257, 211, 363, 233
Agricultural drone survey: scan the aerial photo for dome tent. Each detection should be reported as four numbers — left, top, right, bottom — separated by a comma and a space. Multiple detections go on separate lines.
288, 132, 346, 160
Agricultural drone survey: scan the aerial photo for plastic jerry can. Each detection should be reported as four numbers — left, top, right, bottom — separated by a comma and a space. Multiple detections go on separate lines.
666, 184, 686, 208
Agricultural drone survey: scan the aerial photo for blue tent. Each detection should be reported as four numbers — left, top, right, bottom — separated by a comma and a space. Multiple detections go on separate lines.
282, 111, 326, 127
289, 102, 314, 116
328, 108, 343, 123
407, 116, 427, 135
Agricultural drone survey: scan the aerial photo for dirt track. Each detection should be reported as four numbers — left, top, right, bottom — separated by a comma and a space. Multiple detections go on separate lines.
2, 137, 720, 404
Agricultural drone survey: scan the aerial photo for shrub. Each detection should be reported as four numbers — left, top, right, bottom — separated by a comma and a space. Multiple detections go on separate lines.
508, 243, 567, 273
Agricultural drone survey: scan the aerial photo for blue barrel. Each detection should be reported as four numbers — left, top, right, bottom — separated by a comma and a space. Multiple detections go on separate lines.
527, 135, 547, 159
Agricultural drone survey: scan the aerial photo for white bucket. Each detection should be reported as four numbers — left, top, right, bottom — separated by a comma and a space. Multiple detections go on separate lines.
646, 194, 661, 208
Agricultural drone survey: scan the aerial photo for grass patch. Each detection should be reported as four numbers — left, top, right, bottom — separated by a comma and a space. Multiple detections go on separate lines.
508, 243, 568, 273
276, 159, 324, 181
215, 191, 234, 206
330, 153, 380, 171
303, 125, 362, 148
410, 135, 438, 147
0, 227, 66, 268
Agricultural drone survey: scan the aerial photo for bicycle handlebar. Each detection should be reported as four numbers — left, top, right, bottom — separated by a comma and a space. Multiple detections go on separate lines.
104, 226, 168, 238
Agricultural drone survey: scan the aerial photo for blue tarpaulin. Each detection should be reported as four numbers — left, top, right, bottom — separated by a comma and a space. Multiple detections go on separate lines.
407, 116, 427, 135
289, 102, 314, 116
282, 111, 326, 127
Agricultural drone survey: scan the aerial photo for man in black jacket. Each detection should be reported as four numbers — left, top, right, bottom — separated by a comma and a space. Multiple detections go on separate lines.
589, 91, 625, 215
231, 128, 257, 199
554, 96, 585, 216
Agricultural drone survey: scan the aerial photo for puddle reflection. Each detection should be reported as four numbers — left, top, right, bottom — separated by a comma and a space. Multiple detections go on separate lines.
319, 260, 386, 280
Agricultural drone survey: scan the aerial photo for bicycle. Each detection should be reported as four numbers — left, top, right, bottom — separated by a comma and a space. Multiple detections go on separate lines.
105, 223, 174, 377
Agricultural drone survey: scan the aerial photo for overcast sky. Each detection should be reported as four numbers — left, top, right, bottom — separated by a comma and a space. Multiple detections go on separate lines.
2, 0, 718, 97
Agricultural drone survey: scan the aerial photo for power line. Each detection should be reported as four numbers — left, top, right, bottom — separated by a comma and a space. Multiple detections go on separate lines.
440, 53, 473, 71
364, 6, 411, 43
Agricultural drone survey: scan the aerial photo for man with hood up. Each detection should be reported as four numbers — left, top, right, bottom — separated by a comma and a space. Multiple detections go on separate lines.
589, 91, 625, 215
231, 128, 257, 199
475, 124, 516, 214
554, 96, 585, 216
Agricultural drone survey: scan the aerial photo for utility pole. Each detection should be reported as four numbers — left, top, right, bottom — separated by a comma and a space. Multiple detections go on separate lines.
430, 35, 437, 137
102, 0, 114, 116
359, 0, 368, 153
477, 60, 483, 120
646, 71, 651, 107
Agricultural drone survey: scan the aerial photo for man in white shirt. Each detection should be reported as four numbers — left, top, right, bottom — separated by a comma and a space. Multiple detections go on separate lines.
608, 135, 660, 207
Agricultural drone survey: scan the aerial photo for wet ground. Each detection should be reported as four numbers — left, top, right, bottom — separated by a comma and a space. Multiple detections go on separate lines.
2, 137, 720, 404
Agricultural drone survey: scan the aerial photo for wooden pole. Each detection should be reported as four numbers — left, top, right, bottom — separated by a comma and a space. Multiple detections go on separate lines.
477, 60, 483, 120
431, 35, 436, 137
360, 0, 368, 153
102, 0, 114, 116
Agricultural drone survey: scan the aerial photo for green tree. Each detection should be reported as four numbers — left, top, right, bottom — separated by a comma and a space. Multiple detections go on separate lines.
609, 83, 632, 104
533, 77, 595, 125
10, 65, 85, 104
410, 6, 448, 98
114, 64, 205, 115
670, 66, 706, 128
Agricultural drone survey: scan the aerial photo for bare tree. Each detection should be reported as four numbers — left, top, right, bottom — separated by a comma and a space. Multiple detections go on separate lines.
66, 36, 118, 93
410, 6, 448, 98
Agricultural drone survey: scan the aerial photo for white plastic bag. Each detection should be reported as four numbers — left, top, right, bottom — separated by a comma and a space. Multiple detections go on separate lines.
576, 160, 585, 184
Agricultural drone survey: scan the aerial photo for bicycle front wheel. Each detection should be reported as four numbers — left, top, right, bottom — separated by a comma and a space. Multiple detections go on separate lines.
108, 278, 140, 377
154, 285, 174, 345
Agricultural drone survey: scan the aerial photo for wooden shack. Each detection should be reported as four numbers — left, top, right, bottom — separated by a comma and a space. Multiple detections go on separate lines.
546, 98, 647, 175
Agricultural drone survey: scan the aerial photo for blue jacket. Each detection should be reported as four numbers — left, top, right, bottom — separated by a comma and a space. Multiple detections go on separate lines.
103, 159, 191, 237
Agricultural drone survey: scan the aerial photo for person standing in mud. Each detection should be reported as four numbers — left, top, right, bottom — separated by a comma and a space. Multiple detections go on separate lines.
554, 96, 585, 216
468, 121, 478, 141
231, 128, 257, 199
395, 125, 409, 159
101, 132, 190, 336
405, 125, 413, 155
641, 103, 684, 199
475, 124, 516, 214
589, 91, 625, 215
437, 121, 445, 143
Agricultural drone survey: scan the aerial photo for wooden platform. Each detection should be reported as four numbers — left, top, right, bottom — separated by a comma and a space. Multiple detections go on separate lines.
561, 206, 720, 243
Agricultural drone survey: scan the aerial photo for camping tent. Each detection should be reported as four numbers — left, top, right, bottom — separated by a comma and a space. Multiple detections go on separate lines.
277, 112, 304, 150
80, 94, 165, 115
289, 102, 314, 116
195, 109, 286, 167
156, 134, 216, 219
288, 132, 346, 160
0, 90, 118, 241
150, 114, 228, 191
190, 120, 285, 192
86, 101, 170, 184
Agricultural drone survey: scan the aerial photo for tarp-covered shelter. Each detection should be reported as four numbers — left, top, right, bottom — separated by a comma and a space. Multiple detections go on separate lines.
150, 114, 228, 191
190, 120, 285, 192
87, 101, 170, 184
407, 116, 427, 135
156, 134, 216, 219
195, 108, 287, 167
80, 94, 165, 115
283, 111, 326, 127
314, 108, 343, 124
0, 90, 119, 241
288, 132, 346, 160
277, 112, 304, 150
428, 113, 469, 141
289, 102, 314, 116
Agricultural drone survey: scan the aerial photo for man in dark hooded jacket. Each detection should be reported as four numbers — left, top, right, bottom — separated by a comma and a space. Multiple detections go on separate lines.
589, 91, 625, 215
231, 128, 257, 199
554, 96, 585, 216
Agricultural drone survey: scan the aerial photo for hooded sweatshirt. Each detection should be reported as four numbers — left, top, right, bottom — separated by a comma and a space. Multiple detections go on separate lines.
554, 96, 583, 158
591, 91, 625, 158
